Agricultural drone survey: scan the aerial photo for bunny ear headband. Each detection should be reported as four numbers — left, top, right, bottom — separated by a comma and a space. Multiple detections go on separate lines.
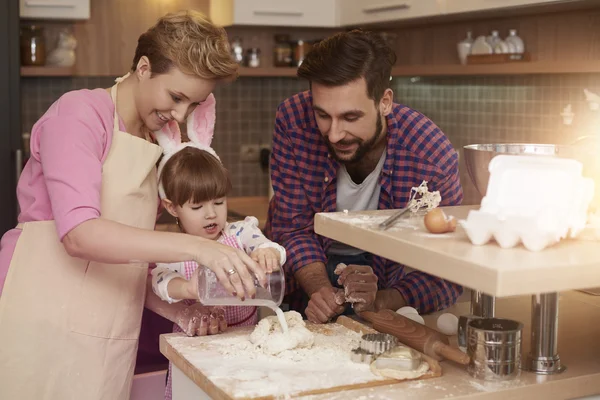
153, 93, 220, 199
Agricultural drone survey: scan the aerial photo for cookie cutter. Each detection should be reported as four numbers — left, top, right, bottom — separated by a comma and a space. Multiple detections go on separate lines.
351, 348, 375, 364
351, 333, 398, 364
375, 350, 422, 371
360, 333, 398, 354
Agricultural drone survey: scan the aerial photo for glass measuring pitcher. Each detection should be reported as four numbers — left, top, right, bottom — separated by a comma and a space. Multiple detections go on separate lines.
196, 267, 285, 308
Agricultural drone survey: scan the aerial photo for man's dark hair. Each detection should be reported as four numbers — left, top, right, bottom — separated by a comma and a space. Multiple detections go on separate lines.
297, 29, 397, 103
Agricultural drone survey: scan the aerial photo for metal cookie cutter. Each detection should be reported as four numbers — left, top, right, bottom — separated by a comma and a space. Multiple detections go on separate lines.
351, 333, 397, 364
351, 348, 375, 364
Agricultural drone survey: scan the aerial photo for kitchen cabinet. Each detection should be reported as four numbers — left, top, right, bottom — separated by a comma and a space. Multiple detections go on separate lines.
19, 0, 90, 20
444, 0, 565, 15
210, 0, 576, 28
340, 0, 443, 26
210, 0, 339, 28
72, 0, 210, 76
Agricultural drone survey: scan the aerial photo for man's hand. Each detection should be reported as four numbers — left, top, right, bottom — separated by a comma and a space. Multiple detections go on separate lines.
336, 264, 378, 313
305, 286, 346, 324
373, 288, 407, 312
296, 262, 345, 323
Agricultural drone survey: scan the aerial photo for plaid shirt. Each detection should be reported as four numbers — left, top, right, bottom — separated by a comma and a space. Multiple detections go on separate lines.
265, 91, 464, 314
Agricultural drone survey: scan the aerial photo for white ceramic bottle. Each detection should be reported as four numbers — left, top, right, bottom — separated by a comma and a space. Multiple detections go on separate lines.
505, 29, 525, 54
457, 31, 473, 65
486, 30, 501, 48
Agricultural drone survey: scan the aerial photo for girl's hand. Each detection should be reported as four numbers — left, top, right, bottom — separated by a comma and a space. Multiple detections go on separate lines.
174, 304, 227, 336
250, 247, 281, 273
192, 239, 266, 301
181, 268, 201, 300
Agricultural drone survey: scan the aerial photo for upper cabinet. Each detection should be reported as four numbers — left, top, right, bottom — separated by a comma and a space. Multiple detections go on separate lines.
443, 0, 565, 15
210, 0, 576, 28
210, 0, 339, 28
20, 0, 90, 20
340, 0, 444, 26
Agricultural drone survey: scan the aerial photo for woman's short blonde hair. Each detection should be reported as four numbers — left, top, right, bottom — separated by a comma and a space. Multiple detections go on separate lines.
132, 10, 238, 80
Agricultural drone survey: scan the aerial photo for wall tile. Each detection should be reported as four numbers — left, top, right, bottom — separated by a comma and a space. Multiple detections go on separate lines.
21, 73, 595, 204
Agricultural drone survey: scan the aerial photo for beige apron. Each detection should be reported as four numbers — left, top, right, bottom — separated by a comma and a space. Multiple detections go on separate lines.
0, 78, 162, 400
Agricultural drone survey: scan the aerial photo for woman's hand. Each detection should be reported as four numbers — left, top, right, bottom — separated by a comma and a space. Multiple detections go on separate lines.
175, 304, 227, 336
192, 239, 266, 301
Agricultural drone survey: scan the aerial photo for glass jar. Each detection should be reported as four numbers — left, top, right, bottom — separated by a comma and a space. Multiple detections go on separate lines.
245, 47, 261, 68
196, 268, 285, 308
273, 34, 292, 67
293, 39, 311, 67
20, 25, 46, 66
230, 36, 244, 64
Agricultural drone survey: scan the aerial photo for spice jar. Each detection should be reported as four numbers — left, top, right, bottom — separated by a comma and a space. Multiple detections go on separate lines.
230, 36, 244, 64
273, 34, 292, 67
20, 25, 46, 66
293, 39, 311, 67
245, 48, 261, 68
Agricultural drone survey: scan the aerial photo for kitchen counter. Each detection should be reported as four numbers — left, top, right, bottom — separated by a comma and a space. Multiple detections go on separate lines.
314, 206, 600, 296
161, 291, 600, 399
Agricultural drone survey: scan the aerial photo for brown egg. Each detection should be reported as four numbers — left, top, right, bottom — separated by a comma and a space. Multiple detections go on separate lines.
424, 208, 457, 234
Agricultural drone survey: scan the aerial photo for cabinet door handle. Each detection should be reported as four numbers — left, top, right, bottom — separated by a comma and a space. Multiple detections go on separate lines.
15, 149, 23, 182
363, 3, 410, 13
253, 10, 303, 17
25, 1, 75, 8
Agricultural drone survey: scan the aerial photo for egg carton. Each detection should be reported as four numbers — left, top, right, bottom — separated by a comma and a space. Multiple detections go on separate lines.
461, 154, 595, 251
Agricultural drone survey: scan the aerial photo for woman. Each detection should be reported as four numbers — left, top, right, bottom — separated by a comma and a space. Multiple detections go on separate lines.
0, 10, 262, 400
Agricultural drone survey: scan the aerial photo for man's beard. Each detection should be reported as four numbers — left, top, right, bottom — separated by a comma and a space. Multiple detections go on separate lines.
325, 113, 384, 164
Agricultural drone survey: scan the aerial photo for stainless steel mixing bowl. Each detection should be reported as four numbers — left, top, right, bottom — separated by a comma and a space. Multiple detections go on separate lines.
463, 143, 594, 197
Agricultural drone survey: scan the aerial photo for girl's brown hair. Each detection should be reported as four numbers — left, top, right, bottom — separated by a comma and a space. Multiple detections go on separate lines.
160, 147, 232, 207
132, 10, 238, 80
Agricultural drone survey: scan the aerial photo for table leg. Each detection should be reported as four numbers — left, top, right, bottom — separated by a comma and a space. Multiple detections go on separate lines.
470, 290, 496, 318
524, 292, 566, 374
172, 364, 213, 400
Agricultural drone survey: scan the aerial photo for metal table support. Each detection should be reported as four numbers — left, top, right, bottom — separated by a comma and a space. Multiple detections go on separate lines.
525, 292, 566, 374
470, 290, 496, 318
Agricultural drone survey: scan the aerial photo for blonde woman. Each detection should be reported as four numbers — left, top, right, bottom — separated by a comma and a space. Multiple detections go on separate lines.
0, 11, 264, 400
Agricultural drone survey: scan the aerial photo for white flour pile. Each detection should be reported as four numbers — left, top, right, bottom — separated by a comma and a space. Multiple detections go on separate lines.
249, 311, 314, 355
168, 320, 383, 398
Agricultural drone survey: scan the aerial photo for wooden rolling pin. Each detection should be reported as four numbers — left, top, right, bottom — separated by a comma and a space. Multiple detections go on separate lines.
359, 309, 470, 365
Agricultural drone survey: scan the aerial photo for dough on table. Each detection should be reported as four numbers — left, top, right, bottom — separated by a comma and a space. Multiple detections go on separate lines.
370, 345, 430, 380
249, 310, 314, 355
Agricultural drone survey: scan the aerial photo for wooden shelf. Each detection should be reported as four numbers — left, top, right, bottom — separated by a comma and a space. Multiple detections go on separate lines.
20, 66, 75, 77
18, 62, 600, 78
390, 61, 600, 77
238, 62, 600, 78
314, 205, 600, 297
238, 66, 298, 77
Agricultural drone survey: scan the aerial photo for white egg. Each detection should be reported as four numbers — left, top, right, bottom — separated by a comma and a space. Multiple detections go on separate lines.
403, 313, 425, 325
436, 313, 459, 336
396, 306, 419, 316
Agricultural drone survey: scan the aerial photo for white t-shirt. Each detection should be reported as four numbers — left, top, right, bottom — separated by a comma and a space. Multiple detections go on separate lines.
328, 152, 386, 256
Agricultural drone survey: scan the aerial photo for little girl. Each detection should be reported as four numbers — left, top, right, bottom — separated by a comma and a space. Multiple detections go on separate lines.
150, 100, 286, 400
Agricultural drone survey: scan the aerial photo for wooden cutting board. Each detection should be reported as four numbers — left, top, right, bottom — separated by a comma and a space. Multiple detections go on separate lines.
160, 316, 442, 400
